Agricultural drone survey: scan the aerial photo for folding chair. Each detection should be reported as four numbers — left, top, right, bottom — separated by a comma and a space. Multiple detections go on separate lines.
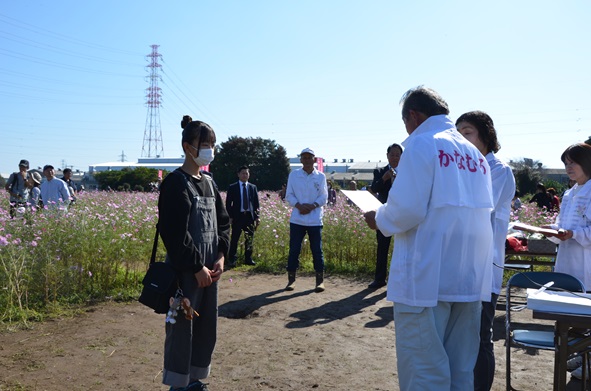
505, 271, 586, 391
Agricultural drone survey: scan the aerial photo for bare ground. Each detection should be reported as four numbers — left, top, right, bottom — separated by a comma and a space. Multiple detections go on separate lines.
0, 271, 583, 390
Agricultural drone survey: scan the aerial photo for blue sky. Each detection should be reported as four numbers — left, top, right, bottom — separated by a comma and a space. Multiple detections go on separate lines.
1, 1, 590, 176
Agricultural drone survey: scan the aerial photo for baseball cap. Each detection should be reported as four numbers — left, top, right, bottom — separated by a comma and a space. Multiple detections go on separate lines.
300, 147, 315, 156
43, 164, 54, 171
19, 159, 29, 168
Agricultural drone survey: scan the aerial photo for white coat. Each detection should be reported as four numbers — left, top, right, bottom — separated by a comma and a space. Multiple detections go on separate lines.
549, 180, 591, 289
375, 115, 494, 307
488, 153, 516, 294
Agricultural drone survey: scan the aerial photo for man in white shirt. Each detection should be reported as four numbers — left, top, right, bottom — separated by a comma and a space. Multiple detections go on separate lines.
364, 86, 494, 390
285, 148, 328, 293
40, 165, 71, 211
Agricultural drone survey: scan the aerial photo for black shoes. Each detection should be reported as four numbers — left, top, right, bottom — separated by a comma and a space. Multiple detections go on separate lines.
368, 280, 387, 289
188, 380, 209, 391
169, 379, 208, 391
285, 271, 296, 291
244, 259, 256, 266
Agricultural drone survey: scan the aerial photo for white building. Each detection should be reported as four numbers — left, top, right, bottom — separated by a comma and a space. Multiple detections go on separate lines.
88, 157, 184, 173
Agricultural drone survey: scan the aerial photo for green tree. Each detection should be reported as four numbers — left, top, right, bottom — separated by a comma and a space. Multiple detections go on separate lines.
544, 179, 567, 195
210, 136, 290, 191
93, 170, 124, 190
121, 167, 159, 190
93, 167, 162, 191
0, 174, 5, 188
509, 158, 544, 195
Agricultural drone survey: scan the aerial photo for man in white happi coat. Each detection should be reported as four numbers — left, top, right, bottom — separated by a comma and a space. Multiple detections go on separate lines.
364, 86, 494, 391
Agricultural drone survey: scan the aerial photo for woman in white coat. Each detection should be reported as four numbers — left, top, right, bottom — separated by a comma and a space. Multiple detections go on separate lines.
456, 111, 515, 391
546, 143, 591, 288
545, 143, 591, 379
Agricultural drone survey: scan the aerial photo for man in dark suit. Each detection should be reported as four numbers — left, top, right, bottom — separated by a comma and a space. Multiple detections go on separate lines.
368, 143, 403, 288
226, 166, 260, 267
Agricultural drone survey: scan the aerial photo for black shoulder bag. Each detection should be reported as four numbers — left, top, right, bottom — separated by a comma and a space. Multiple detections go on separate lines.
138, 224, 179, 314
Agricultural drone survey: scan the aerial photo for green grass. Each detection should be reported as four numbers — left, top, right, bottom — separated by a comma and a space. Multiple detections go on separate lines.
0, 191, 378, 325
0, 190, 556, 326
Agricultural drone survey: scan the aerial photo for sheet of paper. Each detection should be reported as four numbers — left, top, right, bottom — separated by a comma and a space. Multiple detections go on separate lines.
340, 190, 383, 213
512, 222, 559, 236
527, 288, 591, 315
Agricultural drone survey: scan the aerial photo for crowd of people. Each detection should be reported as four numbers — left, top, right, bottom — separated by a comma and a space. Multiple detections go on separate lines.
4, 159, 77, 217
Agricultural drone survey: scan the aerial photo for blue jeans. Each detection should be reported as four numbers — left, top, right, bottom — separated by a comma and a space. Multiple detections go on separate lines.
287, 223, 324, 273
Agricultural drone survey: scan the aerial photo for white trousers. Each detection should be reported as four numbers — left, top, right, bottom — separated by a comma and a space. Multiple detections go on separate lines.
393, 301, 481, 391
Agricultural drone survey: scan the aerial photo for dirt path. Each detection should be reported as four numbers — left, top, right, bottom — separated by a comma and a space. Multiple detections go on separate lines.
0, 271, 581, 390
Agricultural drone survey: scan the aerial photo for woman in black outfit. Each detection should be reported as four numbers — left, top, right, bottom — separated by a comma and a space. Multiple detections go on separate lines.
528, 182, 552, 210
158, 116, 230, 391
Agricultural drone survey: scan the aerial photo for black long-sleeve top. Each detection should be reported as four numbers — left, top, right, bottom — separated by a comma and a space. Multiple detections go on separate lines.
157, 169, 230, 274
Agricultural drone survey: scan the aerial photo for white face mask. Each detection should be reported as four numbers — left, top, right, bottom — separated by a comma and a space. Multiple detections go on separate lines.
189, 146, 215, 167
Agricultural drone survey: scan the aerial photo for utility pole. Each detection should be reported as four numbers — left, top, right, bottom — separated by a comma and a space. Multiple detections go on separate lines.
141, 44, 164, 158
119, 150, 127, 162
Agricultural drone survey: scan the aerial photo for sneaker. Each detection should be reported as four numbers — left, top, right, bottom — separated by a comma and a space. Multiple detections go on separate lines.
187, 380, 209, 391
571, 365, 588, 380
568, 355, 583, 371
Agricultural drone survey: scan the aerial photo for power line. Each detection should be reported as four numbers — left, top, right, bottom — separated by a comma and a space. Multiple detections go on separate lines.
0, 13, 144, 56
0, 48, 141, 77
0, 30, 142, 66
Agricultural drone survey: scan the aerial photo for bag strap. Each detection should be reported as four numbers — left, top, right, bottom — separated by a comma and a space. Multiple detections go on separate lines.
150, 223, 159, 265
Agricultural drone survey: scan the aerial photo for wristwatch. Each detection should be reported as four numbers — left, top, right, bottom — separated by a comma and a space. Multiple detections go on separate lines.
314, 202, 320, 208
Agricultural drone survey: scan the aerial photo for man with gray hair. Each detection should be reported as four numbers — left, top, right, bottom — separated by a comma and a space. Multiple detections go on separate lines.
364, 86, 494, 390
